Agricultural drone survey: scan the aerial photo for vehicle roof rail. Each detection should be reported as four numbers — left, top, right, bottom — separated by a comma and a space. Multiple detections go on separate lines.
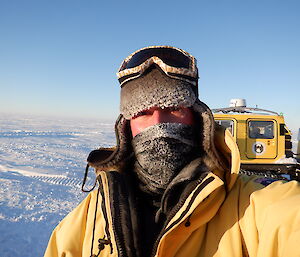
211, 107, 280, 115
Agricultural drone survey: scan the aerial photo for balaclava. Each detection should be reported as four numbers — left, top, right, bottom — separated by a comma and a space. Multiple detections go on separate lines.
132, 122, 200, 195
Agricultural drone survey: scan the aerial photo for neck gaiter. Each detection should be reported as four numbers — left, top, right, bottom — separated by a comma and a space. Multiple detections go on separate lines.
131, 123, 199, 196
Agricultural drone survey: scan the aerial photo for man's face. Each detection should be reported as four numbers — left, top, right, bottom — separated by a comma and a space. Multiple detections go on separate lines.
130, 107, 194, 137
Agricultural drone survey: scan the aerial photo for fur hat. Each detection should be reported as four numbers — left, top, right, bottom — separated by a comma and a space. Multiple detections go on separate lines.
120, 66, 198, 119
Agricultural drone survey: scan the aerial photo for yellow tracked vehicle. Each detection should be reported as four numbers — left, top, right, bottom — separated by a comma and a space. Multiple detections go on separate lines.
212, 99, 300, 180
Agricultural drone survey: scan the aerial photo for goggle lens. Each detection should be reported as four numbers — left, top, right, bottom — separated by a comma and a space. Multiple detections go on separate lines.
121, 47, 191, 70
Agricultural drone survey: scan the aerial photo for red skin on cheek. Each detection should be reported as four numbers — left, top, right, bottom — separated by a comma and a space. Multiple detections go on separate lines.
130, 107, 194, 137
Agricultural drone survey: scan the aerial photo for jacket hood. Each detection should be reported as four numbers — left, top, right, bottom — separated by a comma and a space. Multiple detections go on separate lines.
86, 100, 240, 191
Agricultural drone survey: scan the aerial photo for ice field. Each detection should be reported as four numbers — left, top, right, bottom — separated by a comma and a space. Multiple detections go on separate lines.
0, 114, 115, 257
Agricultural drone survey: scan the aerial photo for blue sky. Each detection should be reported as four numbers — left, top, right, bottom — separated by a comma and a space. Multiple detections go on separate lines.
0, 0, 299, 134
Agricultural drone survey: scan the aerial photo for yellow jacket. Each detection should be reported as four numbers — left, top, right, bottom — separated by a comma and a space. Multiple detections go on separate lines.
44, 130, 300, 257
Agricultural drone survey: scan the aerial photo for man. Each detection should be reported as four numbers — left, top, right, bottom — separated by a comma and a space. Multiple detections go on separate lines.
45, 46, 300, 257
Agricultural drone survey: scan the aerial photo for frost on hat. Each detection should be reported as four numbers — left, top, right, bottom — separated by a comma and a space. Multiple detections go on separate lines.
120, 67, 198, 119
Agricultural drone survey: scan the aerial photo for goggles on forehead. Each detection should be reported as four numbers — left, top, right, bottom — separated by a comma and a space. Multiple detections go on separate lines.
117, 46, 198, 87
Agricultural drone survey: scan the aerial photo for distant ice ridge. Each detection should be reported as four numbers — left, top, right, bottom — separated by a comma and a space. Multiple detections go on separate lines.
0, 114, 115, 257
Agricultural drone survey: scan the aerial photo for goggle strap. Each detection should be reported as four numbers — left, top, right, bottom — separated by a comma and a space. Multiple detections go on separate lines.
117, 56, 196, 78
118, 68, 197, 88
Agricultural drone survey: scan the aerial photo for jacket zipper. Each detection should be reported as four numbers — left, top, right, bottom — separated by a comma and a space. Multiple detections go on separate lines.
105, 172, 132, 257
150, 175, 215, 257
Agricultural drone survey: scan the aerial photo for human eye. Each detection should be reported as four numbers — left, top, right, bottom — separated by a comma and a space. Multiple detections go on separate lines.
135, 109, 153, 117
170, 107, 184, 115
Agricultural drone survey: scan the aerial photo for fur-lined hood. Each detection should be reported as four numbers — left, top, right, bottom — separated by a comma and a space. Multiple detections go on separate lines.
86, 99, 240, 191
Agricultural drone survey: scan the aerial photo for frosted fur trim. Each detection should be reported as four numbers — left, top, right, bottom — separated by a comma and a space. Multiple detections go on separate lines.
193, 100, 228, 172
87, 115, 133, 173
120, 68, 197, 119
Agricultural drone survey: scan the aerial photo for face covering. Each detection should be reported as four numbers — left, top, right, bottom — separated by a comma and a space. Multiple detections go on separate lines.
131, 123, 199, 195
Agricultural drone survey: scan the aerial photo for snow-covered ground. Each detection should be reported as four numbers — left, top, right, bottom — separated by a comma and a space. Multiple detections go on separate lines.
0, 114, 115, 257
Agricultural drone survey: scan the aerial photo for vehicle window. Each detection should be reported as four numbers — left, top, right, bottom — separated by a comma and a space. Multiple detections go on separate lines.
249, 121, 274, 139
216, 119, 234, 136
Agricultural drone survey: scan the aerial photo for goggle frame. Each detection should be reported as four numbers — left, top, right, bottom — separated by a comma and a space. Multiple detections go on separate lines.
117, 46, 198, 87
